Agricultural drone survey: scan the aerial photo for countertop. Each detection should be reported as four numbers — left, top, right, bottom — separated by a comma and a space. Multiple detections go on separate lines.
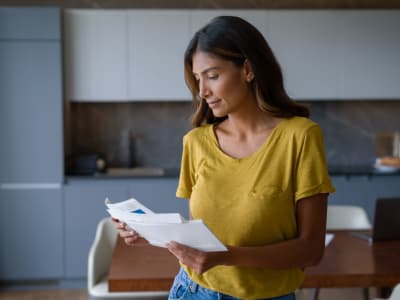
65, 167, 180, 180
65, 165, 400, 181
328, 165, 400, 176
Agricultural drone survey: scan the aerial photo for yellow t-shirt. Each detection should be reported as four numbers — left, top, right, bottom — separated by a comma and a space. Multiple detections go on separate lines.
176, 116, 335, 299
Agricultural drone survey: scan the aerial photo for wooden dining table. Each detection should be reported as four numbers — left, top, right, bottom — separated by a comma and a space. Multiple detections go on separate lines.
108, 231, 400, 293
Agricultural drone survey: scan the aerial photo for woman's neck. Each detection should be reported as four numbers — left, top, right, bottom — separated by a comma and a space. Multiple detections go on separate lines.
222, 108, 279, 138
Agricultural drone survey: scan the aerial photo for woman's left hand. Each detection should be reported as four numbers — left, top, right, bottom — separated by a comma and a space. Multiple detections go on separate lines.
167, 241, 224, 274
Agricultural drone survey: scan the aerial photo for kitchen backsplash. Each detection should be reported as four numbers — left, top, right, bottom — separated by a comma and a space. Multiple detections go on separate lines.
68, 101, 400, 169
68, 102, 193, 169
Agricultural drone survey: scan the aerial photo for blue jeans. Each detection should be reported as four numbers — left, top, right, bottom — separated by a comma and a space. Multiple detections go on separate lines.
168, 268, 296, 300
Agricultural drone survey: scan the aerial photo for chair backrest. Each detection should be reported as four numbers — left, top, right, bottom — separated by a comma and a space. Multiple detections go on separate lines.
87, 218, 169, 299
389, 283, 400, 300
87, 217, 118, 290
327, 205, 372, 230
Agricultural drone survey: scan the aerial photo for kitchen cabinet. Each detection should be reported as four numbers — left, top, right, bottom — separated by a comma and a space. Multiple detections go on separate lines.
65, 9, 191, 101
65, 9, 400, 101
63, 180, 129, 278
340, 11, 400, 99
128, 10, 191, 100
0, 188, 63, 279
266, 11, 344, 100
0, 41, 63, 183
0, 7, 60, 40
0, 7, 64, 280
64, 10, 128, 101
65, 9, 268, 102
329, 175, 400, 220
266, 10, 400, 100
63, 177, 187, 278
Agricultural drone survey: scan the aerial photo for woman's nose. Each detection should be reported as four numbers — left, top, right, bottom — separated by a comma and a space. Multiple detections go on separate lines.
198, 81, 210, 99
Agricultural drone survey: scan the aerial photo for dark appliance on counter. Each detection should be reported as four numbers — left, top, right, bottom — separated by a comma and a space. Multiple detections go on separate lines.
66, 153, 107, 175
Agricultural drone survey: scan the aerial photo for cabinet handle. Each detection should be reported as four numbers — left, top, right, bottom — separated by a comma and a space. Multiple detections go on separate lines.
0, 183, 61, 189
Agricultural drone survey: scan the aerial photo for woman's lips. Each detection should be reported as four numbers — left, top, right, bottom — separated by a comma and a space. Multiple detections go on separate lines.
207, 99, 221, 108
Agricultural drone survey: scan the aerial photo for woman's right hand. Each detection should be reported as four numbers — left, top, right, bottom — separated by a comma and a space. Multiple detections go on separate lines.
111, 217, 140, 246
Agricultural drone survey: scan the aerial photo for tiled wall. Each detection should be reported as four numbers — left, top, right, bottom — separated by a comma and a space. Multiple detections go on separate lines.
69, 101, 400, 168
69, 102, 193, 169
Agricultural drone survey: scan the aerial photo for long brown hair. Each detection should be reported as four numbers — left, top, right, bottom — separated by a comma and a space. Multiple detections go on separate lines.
184, 16, 309, 127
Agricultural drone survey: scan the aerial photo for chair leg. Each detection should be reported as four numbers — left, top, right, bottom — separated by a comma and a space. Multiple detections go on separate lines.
363, 287, 370, 300
311, 288, 319, 300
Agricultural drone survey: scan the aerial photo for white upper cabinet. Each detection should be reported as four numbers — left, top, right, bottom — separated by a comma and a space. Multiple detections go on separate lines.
64, 10, 128, 101
339, 11, 400, 99
266, 10, 344, 100
64, 9, 400, 101
266, 10, 400, 100
127, 10, 191, 100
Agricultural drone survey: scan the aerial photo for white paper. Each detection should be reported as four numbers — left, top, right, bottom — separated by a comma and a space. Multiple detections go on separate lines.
325, 233, 334, 247
107, 207, 185, 224
127, 219, 227, 252
105, 198, 184, 224
105, 197, 227, 252
105, 198, 155, 215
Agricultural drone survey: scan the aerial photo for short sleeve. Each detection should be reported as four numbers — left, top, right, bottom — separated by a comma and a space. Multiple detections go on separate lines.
294, 125, 335, 201
176, 135, 194, 199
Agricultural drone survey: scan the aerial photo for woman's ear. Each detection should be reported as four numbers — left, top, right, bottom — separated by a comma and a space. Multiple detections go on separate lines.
243, 59, 254, 82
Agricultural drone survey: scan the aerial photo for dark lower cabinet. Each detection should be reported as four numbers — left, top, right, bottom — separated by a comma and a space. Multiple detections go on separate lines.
0, 188, 63, 279
63, 180, 130, 278
330, 175, 400, 220
63, 178, 187, 278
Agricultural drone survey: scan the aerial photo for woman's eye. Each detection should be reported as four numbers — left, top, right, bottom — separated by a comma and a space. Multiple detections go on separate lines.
208, 74, 219, 80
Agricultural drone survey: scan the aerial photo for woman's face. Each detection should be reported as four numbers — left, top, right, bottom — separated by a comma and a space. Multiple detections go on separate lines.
192, 50, 254, 118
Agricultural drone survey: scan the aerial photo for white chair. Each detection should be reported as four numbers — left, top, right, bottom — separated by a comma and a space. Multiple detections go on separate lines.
88, 217, 169, 300
375, 283, 400, 300
326, 205, 372, 230
311, 205, 372, 300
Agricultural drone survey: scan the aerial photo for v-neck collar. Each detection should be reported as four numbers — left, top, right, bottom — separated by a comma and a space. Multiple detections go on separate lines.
209, 118, 288, 163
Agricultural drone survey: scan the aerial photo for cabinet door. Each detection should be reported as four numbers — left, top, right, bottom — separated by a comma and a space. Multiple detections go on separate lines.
0, 7, 60, 40
63, 180, 129, 278
266, 10, 344, 100
329, 176, 375, 219
340, 11, 400, 99
129, 178, 189, 219
366, 176, 400, 220
329, 175, 400, 221
64, 10, 128, 101
128, 10, 191, 100
0, 41, 63, 183
0, 188, 63, 279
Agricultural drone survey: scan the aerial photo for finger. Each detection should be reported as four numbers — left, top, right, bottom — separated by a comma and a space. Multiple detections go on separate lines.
168, 241, 197, 255
167, 242, 198, 261
167, 242, 209, 273
166, 241, 182, 255
111, 218, 121, 228
118, 222, 131, 232
125, 235, 139, 245
120, 230, 138, 238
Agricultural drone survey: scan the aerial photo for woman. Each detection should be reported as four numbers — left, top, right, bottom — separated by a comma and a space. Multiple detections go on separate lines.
114, 16, 335, 300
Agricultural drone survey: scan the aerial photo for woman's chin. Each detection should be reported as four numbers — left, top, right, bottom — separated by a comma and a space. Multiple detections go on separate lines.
210, 108, 226, 118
